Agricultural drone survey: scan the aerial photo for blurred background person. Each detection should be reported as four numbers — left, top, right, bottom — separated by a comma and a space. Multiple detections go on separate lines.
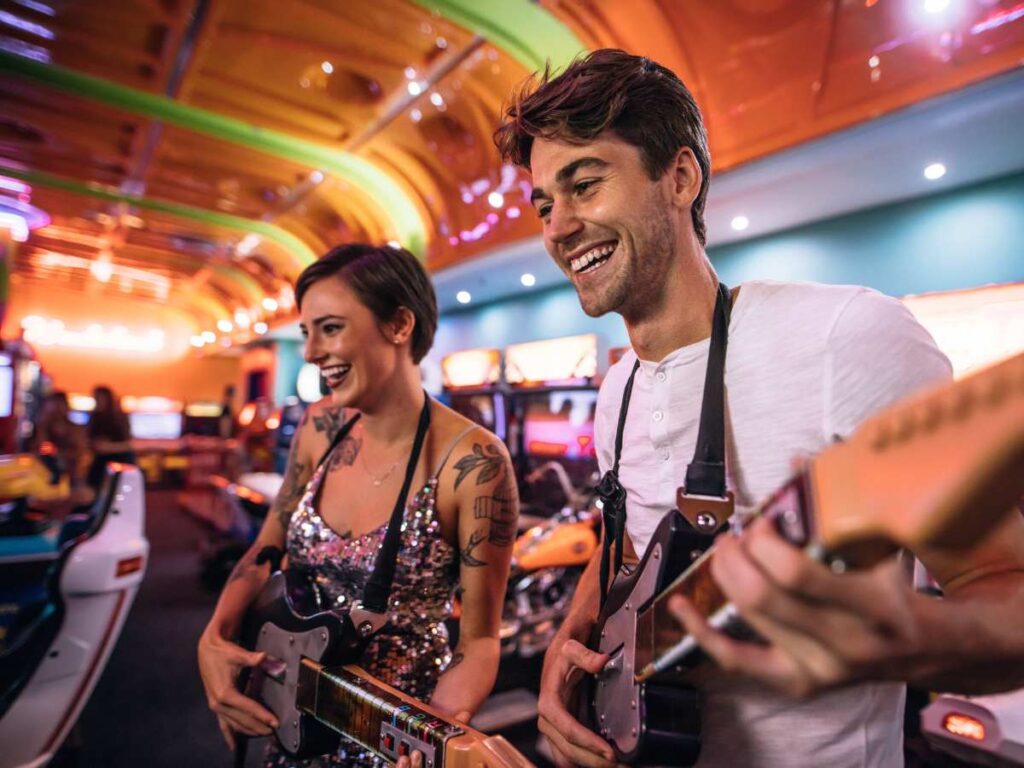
86, 385, 135, 492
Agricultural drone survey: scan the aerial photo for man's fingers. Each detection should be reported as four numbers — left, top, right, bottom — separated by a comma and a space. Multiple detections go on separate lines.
538, 714, 618, 768
453, 710, 472, 724
217, 718, 236, 751
561, 639, 609, 675
232, 647, 267, 669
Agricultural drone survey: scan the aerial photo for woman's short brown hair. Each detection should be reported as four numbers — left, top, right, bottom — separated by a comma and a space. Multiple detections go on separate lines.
295, 244, 438, 364
494, 49, 712, 245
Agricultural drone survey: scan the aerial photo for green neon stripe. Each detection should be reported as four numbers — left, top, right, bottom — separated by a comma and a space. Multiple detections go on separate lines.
409, 0, 586, 71
0, 51, 426, 256
0, 165, 316, 268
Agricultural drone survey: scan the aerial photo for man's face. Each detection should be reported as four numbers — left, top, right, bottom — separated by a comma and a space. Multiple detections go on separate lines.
529, 132, 677, 319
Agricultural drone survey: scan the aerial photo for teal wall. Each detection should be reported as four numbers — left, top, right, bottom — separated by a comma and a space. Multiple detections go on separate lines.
274, 339, 304, 405
430, 171, 1024, 370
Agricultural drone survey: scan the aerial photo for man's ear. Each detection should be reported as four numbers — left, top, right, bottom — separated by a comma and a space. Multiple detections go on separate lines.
386, 306, 416, 346
667, 146, 702, 212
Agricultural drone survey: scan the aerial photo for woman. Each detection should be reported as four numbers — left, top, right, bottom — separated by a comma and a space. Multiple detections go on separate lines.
198, 244, 517, 767
86, 385, 135, 492
32, 390, 85, 486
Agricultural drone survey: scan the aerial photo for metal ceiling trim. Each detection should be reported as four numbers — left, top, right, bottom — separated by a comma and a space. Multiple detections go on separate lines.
408, 0, 587, 72
0, 49, 427, 256
0, 165, 316, 272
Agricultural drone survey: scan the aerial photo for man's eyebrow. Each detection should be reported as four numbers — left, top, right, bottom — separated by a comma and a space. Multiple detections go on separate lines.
530, 157, 610, 203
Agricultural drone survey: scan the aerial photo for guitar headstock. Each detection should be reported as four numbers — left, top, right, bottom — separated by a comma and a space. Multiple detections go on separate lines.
808, 352, 1024, 565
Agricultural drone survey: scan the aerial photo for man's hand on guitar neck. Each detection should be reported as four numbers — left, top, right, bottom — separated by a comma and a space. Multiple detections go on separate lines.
669, 513, 1024, 698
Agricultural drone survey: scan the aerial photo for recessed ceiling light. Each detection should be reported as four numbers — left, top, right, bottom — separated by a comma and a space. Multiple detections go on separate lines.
387, 240, 401, 249
309, 170, 324, 184
404, 67, 417, 80
201, 331, 216, 343
217, 319, 233, 333
320, 61, 333, 74
456, 290, 472, 304
407, 81, 422, 96
430, 92, 444, 107
254, 322, 268, 335
487, 191, 504, 208
730, 215, 750, 232
924, 162, 947, 180
521, 273, 536, 287
410, 108, 422, 123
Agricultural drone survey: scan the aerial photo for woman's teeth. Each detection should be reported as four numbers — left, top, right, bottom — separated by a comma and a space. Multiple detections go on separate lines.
321, 365, 350, 385
571, 242, 616, 274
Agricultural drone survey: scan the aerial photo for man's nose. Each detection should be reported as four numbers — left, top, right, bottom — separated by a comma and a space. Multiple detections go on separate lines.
547, 200, 584, 247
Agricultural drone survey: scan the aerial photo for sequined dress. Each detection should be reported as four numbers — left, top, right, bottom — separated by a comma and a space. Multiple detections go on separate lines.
263, 440, 461, 768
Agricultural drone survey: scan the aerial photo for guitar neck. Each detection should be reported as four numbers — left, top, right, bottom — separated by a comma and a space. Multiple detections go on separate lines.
637, 475, 812, 667
296, 659, 534, 768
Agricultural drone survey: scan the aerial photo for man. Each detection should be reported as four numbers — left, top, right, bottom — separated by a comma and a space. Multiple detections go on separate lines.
494, 49, 1024, 767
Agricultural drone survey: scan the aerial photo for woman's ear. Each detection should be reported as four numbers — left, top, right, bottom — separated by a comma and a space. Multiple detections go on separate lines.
386, 306, 416, 346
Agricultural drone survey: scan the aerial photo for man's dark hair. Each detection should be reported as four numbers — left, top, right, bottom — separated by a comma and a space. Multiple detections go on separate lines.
494, 48, 712, 245
295, 243, 437, 364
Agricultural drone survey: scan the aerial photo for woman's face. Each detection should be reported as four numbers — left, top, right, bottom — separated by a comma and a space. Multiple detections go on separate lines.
299, 275, 406, 409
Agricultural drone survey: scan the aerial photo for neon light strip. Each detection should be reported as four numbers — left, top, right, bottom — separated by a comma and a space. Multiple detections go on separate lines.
408, 0, 586, 71
0, 165, 315, 270
0, 50, 427, 256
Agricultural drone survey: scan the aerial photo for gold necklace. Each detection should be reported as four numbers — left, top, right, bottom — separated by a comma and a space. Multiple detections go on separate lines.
358, 432, 413, 487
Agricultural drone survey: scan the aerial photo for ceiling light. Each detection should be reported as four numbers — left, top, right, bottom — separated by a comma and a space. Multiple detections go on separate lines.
201, 331, 216, 343
730, 215, 750, 232
387, 240, 401, 249
262, 297, 278, 312
924, 162, 947, 180
0, 211, 29, 242
506, 206, 521, 219
234, 310, 250, 328
868, 55, 880, 68
487, 191, 504, 208
91, 257, 113, 283
190, 335, 205, 348
410, 108, 422, 123
404, 67, 417, 80
456, 290, 472, 305
236, 233, 260, 256
435, 36, 447, 49
407, 81, 422, 96
521, 273, 536, 287
923, 0, 950, 13
430, 92, 444, 107
254, 322, 268, 335
321, 61, 333, 74
217, 319, 233, 333
309, 170, 324, 184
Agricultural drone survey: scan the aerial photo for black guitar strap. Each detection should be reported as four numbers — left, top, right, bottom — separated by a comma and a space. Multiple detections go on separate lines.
309, 394, 432, 614
597, 282, 732, 606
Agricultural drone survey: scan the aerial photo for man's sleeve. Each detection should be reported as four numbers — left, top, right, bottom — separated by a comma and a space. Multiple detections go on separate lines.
823, 288, 953, 441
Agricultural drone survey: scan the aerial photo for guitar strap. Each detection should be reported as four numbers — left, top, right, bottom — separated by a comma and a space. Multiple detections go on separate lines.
597, 282, 732, 607
308, 393, 432, 614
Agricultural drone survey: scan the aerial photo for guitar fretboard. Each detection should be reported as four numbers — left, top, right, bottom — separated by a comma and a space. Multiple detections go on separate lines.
297, 660, 465, 763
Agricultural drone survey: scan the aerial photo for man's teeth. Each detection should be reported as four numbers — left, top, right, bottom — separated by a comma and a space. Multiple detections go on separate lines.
570, 243, 616, 273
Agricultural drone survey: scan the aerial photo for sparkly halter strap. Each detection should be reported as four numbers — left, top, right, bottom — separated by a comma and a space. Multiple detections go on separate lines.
361, 392, 432, 614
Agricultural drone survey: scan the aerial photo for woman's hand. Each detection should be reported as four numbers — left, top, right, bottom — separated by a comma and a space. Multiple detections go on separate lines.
197, 628, 279, 750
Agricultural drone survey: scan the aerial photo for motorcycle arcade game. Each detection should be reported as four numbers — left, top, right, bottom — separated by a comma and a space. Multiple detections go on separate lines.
0, 458, 148, 768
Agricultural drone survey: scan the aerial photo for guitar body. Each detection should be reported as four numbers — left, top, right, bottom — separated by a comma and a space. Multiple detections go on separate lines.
238, 570, 369, 760
585, 510, 706, 767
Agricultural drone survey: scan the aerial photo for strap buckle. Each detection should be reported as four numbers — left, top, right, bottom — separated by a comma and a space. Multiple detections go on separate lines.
675, 488, 735, 534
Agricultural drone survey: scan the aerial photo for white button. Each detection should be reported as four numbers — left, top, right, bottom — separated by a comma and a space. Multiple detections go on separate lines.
656, 371, 667, 382
652, 410, 664, 422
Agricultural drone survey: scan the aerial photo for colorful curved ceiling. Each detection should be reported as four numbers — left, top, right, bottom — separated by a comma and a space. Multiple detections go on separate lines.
1, 0, 1022, 348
